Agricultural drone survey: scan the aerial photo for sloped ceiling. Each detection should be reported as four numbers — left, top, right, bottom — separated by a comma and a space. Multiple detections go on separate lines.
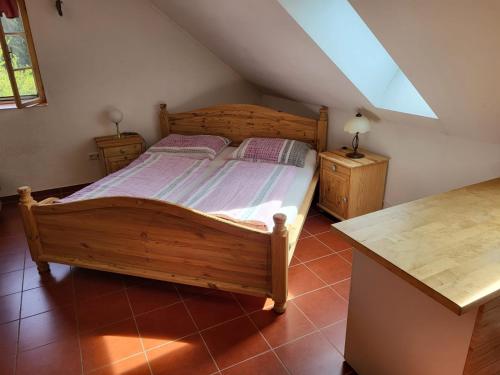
152, 0, 500, 143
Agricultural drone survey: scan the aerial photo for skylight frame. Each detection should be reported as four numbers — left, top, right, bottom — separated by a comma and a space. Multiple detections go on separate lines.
279, 0, 438, 119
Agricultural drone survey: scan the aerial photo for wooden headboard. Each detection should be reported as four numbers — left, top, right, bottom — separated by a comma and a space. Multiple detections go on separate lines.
159, 103, 328, 152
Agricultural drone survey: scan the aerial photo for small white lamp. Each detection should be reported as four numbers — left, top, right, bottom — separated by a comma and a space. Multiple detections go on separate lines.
344, 113, 371, 159
108, 108, 124, 139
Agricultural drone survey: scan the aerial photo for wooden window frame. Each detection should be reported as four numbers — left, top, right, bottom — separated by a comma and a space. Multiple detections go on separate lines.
0, 0, 45, 109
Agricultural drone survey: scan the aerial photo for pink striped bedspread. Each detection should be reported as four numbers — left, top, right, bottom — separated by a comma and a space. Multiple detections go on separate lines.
60, 153, 210, 203
61, 155, 298, 232
178, 160, 298, 231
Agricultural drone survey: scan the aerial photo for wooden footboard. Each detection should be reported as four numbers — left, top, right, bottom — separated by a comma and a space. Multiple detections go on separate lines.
18, 186, 289, 313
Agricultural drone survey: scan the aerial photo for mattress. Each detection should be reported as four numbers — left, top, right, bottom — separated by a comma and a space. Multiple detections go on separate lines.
62, 146, 317, 232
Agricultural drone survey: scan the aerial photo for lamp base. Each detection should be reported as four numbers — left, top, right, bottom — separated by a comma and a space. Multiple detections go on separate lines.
346, 151, 365, 159
115, 123, 121, 139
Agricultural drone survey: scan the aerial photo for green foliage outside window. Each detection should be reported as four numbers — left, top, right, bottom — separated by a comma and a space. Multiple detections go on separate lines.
0, 15, 37, 100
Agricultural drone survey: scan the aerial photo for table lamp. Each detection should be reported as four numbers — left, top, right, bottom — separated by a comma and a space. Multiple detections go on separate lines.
108, 108, 124, 139
344, 113, 371, 158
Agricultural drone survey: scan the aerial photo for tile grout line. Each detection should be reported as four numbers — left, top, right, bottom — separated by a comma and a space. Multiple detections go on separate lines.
67, 267, 85, 375
13, 244, 28, 375
314, 233, 352, 254
15, 285, 128, 324
18, 266, 83, 374
84, 286, 225, 374
86, 352, 150, 375
291, 249, 351, 357
289, 296, 347, 358
291, 263, 350, 359
0, 266, 24, 276
131, 298, 184, 319
300, 260, 351, 303
123, 284, 154, 375
218, 349, 276, 373
329, 279, 351, 303
176, 286, 222, 374
96, 330, 202, 372
231, 294, 291, 375
273, 329, 319, 351
337, 249, 354, 264
300, 260, 334, 288
198, 312, 247, 334
300, 251, 336, 264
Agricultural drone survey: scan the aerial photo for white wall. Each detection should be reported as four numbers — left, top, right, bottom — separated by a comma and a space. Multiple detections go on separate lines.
262, 95, 500, 207
0, 0, 259, 197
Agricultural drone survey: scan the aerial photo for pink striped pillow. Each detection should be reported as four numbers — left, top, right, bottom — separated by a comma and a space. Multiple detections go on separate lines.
232, 137, 311, 167
149, 134, 231, 159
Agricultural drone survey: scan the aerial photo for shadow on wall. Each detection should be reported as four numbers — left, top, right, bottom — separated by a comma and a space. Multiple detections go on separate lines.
260, 94, 321, 118
358, 108, 380, 123
93, 79, 259, 142
160, 80, 258, 115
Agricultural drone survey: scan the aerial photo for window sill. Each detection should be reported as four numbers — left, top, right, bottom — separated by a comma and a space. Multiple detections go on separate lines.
0, 101, 47, 110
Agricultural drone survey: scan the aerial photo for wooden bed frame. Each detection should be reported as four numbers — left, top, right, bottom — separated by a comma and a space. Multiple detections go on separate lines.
18, 103, 328, 313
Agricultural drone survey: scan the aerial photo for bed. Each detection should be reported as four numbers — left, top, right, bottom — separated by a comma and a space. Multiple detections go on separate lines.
18, 103, 328, 313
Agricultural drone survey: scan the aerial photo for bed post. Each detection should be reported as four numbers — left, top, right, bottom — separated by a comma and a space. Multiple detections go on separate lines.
18, 186, 49, 273
318, 106, 328, 153
159, 103, 170, 138
271, 213, 288, 314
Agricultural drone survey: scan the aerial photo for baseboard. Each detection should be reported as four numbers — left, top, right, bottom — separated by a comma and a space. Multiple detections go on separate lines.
0, 183, 91, 204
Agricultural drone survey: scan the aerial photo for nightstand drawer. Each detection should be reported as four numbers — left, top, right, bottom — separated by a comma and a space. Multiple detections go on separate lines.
103, 144, 142, 158
107, 153, 140, 163
106, 154, 140, 173
321, 158, 350, 176
95, 133, 145, 176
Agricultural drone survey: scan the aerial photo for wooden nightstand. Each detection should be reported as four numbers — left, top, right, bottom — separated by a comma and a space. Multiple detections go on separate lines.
318, 148, 389, 220
94, 133, 145, 175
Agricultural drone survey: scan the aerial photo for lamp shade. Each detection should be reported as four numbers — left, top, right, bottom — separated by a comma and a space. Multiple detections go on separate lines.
344, 113, 371, 134
108, 108, 123, 124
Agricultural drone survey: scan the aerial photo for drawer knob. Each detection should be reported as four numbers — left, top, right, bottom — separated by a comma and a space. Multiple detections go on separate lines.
342, 197, 347, 203
120, 149, 125, 154
331, 164, 336, 172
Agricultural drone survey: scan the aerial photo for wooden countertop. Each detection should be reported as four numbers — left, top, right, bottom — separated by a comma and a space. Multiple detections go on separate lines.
332, 178, 500, 315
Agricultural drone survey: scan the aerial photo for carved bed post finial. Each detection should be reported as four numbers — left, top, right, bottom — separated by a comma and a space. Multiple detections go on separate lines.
18, 186, 33, 205
159, 103, 170, 138
318, 106, 328, 153
271, 213, 288, 314
273, 213, 287, 235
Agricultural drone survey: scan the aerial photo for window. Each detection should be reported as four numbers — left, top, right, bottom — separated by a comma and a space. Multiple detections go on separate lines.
279, 0, 437, 119
0, 0, 45, 108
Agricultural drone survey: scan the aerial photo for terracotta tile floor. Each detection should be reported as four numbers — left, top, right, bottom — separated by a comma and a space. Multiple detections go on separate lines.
0, 202, 356, 375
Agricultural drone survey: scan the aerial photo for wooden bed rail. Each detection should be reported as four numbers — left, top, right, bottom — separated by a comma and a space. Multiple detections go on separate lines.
17, 186, 291, 313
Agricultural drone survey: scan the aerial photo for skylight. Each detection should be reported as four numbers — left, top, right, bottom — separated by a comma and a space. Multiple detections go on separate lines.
279, 0, 438, 119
